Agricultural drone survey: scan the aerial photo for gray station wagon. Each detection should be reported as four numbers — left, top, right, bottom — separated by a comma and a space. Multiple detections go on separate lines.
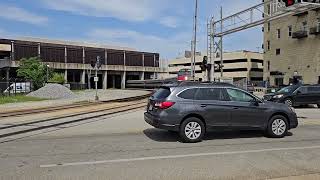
145, 82, 298, 143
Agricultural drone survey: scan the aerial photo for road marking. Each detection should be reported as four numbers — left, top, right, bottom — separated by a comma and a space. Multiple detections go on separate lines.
40, 145, 320, 168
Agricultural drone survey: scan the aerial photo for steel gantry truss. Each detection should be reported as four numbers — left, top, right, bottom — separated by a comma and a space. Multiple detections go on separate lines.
207, 0, 320, 82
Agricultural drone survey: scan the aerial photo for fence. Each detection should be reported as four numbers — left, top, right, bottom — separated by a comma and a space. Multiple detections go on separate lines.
0, 78, 33, 96
69, 83, 87, 90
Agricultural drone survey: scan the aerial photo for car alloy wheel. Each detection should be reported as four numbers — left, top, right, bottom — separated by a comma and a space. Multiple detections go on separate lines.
284, 98, 293, 107
185, 122, 202, 140
271, 119, 287, 136
179, 117, 205, 143
267, 115, 288, 138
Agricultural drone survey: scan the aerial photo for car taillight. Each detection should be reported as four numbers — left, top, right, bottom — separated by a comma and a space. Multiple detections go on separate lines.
155, 101, 175, 109
177, 76, 188, 81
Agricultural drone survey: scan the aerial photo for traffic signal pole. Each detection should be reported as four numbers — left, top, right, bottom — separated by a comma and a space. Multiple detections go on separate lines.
95, 67, 98, 101
207, 0, 320, 82
220, 6, 224, 78
191, 0, 198, 81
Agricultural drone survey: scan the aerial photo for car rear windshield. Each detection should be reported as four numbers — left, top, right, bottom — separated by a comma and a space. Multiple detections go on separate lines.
152, 87, 171, 99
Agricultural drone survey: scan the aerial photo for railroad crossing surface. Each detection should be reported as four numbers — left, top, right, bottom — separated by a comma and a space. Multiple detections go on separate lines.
0, 98, 320, 179
0, 89, 149, 112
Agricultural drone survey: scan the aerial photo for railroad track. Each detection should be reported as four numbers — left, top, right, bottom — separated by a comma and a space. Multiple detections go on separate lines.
0, 99, 147, 143
0, 93, 151, 118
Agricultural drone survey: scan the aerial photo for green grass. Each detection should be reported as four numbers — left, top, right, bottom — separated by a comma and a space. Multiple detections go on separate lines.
0, 95, 46, 105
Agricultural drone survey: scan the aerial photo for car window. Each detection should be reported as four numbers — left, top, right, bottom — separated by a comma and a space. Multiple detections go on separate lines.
195, 88, 229, 101
178, 88, 197, 100
152, 87, 171, 99
295, 87, 308, 94
278, 85, 299, 93
307, 86, 320, 93
226, 88, 255, 102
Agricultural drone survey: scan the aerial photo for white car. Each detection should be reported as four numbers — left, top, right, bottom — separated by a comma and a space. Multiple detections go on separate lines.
3, 82, 31, 94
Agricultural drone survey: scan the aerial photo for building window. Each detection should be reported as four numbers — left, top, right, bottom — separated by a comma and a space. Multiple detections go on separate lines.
276, 48, 281, 55
302, 21, 308, 31
268, 22, 271, 32
267, 40, 270, 50
317, 18, 320, 31
288, 25, 292, 37
267, 61, 270, 71
277, 29, 281, 39
275, 78, 284, 86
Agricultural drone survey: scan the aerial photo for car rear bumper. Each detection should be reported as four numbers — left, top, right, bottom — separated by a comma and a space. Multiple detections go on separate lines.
144, 112, 179, 131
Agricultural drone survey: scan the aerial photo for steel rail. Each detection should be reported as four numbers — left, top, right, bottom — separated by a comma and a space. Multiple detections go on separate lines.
0, 93, 151, 118
0, 101, 147, 139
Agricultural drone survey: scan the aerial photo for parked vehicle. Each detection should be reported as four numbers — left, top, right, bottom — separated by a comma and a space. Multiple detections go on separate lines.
3, 82, 31, 94
145, 81, 298, 143
263, 84, 320, 107
177, 69, 192, 81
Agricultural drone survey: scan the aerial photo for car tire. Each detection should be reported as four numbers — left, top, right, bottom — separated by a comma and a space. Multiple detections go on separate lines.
267, 115, 288, 138
179, 117, 205, 143
284, 98, 293, 107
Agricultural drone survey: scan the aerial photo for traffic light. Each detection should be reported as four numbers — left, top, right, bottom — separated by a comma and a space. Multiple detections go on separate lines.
200, 56, 208, 71
96, 56, 102, 69
90, 60, 96, 68
214, 64, 224, 72
283, 0, 294, 7
282, 0, 307, 7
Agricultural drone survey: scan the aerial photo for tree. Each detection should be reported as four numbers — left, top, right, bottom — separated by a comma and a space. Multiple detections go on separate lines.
49, 73, 65, 84
17, 57, 52, 90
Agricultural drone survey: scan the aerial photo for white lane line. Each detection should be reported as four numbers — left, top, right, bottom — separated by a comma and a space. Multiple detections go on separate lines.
40, 145, 320, 168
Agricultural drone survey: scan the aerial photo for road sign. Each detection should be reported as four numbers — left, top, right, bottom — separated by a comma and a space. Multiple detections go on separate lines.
94, 77, 99, 82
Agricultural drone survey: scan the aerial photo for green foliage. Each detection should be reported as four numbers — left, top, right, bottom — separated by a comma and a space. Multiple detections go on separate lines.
0, 95, 46, 104
17, 57, 52, 90
49, 73, 65, 84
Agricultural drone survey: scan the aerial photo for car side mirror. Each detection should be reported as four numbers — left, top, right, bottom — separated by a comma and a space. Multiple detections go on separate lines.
250, 99, 259, 106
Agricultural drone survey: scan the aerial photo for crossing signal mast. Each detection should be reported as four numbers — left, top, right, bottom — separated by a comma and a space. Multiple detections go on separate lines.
206, 0, 320, 82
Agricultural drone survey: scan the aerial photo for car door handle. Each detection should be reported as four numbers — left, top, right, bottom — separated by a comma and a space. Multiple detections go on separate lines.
200, 104, 207, 108
233, 107, 239, 110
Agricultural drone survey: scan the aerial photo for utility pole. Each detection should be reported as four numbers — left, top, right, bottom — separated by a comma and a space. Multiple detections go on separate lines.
220, 6, 224, 78
191, 0, 198, 81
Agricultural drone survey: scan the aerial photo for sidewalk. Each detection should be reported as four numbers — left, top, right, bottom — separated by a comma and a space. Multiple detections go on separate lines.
270, 174, 320, 180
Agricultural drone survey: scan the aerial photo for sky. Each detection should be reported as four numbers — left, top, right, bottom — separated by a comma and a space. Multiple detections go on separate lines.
0, 0, 262, 60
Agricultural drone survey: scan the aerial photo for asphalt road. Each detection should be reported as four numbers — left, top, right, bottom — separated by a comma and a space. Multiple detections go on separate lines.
0, 108, 320, 180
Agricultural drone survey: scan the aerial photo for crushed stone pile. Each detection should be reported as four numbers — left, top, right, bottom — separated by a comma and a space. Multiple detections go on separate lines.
27, 84, 76, 99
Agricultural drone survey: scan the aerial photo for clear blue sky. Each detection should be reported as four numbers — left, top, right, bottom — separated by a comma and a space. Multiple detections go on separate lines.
0, 0, 262, 59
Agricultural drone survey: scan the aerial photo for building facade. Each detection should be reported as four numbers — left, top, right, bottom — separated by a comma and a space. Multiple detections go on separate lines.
263, 5, 320, 86
169, 51, 264, 84
0, 37, 161, 89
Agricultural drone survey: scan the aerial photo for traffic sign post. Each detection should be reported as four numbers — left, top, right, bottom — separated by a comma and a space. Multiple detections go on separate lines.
92, 56, 102, 101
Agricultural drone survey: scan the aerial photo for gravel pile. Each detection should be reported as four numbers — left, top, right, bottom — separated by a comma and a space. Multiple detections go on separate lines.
27, 83, 76, 99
